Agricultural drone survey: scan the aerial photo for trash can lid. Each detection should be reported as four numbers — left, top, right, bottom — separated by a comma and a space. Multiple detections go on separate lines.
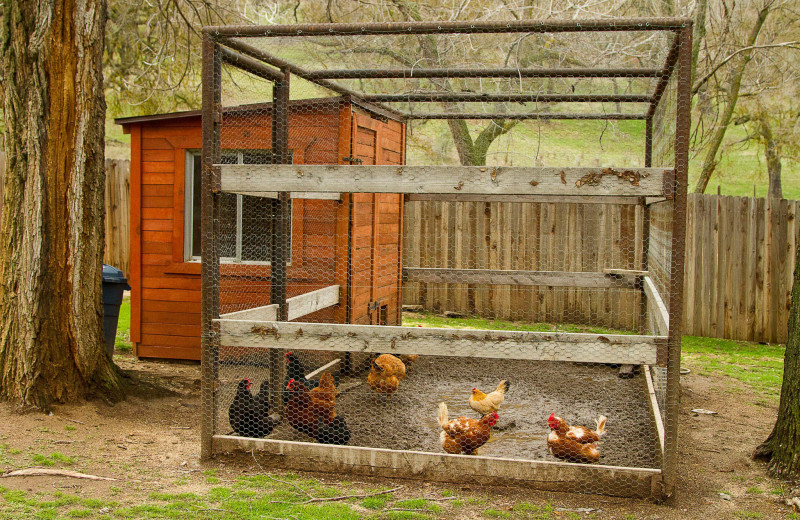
102, 264, 128, 284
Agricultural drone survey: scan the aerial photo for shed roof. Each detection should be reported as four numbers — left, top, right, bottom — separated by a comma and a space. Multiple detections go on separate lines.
115, 96, 403, 128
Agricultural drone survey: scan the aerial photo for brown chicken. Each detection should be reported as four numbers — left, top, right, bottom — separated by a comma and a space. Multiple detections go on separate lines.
309, 373, 338, 405
546, 413, 607, 463
367, 354, 406, 401
285, 378, 335, 437
438, 402, 498, 455
469, 380, 510, 414
285, 378, 350, 444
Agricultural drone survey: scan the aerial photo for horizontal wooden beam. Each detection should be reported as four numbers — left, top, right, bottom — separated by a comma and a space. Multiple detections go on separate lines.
214, 320, 662, 365
219, 303, 278, 321
220, 165, 669, 197
403, 268, 637, 289
643, 276, 669, 336
305, 358, 340, 380
219, 285, 340, 322
405, 194, 642, 205
286, 285, 340, 321
603, 268, 649, 277
229, 191, 342, 200
212, 436, 661, 498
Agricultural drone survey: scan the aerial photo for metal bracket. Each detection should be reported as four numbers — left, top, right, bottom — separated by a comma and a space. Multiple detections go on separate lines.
343, 156, 363, 165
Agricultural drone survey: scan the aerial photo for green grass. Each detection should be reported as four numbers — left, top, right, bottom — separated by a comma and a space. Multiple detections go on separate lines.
402, 311, 634, 335
31, 452, 75, 467
115, 297, 132, 353
681, 336, 785, 396
407, 118, 800, 199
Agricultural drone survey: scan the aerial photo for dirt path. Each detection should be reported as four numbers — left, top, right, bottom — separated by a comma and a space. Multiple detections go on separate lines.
0, 354, 795, 519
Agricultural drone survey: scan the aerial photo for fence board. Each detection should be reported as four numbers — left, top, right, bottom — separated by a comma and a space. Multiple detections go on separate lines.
403, 194, 799, 343
104, 159, 131, 276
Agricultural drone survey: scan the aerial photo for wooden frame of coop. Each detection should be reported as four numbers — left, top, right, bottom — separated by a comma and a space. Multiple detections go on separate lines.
201, 19, 692, 500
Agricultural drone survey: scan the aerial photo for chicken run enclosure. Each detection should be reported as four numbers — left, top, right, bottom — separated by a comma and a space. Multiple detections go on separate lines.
201, 19, 691, 499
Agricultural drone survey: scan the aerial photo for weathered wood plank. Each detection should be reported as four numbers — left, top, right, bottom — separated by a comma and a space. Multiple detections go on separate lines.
286, 285, 340, 321
305, 358, 340, 380
219, 285, 341, 322
644, 365, 665, 458
406, 194, 643, 204
215, 320, 661, 365
212, 436, 661, 498
403, 268, 637, 289
643, 276, 669, 336
220, 165, 669, 197
228, 191, 342, 200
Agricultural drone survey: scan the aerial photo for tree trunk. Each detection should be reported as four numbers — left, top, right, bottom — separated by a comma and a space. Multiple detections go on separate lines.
0, 0, 123, 409
759, 118, 783, 199
754, 240, 800, 479
693, 5, 770, 194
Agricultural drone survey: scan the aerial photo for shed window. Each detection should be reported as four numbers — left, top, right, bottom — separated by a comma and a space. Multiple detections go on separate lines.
185, 150, 292, 263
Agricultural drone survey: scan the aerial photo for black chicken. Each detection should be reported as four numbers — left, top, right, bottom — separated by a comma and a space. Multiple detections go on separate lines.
229, 378, 275, 438
315, 415, 351, 445
254, 379, 277, 437
282, 352, 318, 404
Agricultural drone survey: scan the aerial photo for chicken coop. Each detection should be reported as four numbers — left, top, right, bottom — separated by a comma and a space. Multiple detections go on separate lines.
116, 98, 405, 360
202, 18, 691, 500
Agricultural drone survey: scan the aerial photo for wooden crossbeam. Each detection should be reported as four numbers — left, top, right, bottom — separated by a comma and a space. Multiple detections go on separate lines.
405, 194, 643, 204
220, 165, 669, 197
214, 320, 662, 365
219, 285, 340, 322
229, 191, 342, 200
212, 435, 661, 498
403, 268, 637, 289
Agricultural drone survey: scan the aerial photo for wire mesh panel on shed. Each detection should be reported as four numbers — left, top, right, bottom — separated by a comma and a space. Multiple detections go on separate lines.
200, 19, 691, 500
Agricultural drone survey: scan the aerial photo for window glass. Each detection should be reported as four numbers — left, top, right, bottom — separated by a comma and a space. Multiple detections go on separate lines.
241, 196, 273, 262
188, 149, 291, 263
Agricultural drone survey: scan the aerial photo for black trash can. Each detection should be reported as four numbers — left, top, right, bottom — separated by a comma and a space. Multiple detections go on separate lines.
102, 264, 131, 358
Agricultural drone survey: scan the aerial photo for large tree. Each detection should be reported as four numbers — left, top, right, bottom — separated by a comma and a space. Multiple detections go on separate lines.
753, 240, 800, 478
0, 0, 123, 408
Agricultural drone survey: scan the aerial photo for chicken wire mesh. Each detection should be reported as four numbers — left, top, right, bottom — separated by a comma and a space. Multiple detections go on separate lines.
200, 19, 690, 499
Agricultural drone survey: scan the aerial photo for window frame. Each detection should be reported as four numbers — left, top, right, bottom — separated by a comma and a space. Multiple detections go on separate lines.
184, 150, 292, 265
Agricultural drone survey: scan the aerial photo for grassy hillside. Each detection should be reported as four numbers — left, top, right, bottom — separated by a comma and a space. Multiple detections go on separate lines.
106, 112, 799, 199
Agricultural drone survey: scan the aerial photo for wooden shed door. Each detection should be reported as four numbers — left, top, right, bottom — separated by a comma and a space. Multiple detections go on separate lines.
349, 113, 403, 326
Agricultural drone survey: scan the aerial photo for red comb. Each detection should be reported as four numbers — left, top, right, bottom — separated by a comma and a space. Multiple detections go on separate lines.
287, 378, 295, 388
548, 413, 555, 421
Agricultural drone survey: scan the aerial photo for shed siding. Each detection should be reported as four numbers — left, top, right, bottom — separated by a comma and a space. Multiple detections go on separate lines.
129, 101, 405, 360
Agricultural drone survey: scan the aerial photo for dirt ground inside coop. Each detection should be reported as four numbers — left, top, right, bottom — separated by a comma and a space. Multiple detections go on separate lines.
217, 356, 659, 469
0, 353, 792, 519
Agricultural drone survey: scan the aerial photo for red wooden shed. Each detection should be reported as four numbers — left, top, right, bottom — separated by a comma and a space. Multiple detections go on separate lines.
117, 97, 406, 360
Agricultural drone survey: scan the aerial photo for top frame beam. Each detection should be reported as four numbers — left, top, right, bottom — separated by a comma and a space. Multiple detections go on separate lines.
303, 68, 664, 80
205, 18, 690, 37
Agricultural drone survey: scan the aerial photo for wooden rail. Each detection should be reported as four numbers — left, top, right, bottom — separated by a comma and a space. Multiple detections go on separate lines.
212, 436, 661, 497
403, 268, 637, 289
229, 191, 342, 200
219, 285, 340, 322
220, 165, 669, 197
213, 320, 662, 365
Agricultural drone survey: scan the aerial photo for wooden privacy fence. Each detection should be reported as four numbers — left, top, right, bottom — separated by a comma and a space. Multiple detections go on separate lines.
0, 155, 130, 277
403, 194, 800, 344
684, 194, 799, 344
104, 159, 131, 276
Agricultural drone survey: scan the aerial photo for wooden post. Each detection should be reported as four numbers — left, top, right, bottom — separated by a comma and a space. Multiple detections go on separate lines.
270, 68, 291, 412
200, 33, 222, 460
662, 24, 692, 498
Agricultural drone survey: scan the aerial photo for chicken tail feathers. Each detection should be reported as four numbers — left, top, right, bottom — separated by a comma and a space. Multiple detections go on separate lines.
595, 415, 608, 437
438, 402, 449, 428
497, 380, 510, 394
